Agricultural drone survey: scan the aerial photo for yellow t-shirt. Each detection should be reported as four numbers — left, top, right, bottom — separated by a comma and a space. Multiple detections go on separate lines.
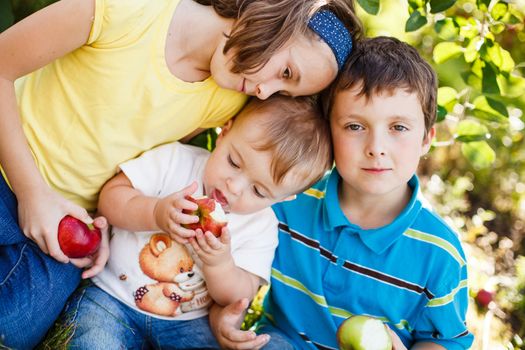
12, 0, 247, 210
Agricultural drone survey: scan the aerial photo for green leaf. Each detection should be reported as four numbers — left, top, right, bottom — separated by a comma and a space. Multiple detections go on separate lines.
405, 10, 427, 32
464, 38, 483, 63
491, 2, 508, 20
473, 95, 508, 119
357, 0, 380, 15
487, 43, 515, 72
0, 0, 14, 32
476, 0, 491, 11
489, 23, 506, 35
498, 74, 525, 98
435, 18, 459, 40
461, 141, 495, 169
437, 86, 458, 110
437, 105, 448, 122
458, 18, 480, 39
481, 63, 500, 94
430, 0, 457, 13
455, 119, 489, 139
433, 42, 463, 64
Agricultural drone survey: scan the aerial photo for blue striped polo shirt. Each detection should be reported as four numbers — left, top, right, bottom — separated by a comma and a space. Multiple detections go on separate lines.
262, 168, 473, 349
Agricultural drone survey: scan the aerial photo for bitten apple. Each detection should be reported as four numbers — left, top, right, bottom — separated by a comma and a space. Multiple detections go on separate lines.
58, 215, 101, 258
337, 315, 393, 350
182, 196, 228, 237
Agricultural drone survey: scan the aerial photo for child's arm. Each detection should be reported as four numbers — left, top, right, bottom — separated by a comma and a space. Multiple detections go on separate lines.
0, 0, 98, 262
98, 172, 199, 243
389, 330, 446, 350
189, 229, 262, 306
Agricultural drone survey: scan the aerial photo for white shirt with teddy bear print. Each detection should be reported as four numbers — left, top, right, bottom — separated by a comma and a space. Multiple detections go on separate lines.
93, 142, 278, 321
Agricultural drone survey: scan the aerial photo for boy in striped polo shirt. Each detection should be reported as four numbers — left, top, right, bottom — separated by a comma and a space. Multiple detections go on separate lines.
211, 36, 473, 350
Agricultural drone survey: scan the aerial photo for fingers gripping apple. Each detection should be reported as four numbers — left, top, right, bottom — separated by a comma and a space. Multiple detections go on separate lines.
57, 215, 101, 258
182, 196, 228, 237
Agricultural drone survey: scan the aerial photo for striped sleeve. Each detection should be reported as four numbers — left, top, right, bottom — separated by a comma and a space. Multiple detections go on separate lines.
412, 263, 473, 349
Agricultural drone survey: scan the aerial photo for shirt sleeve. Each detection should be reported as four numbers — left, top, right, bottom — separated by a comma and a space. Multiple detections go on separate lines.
412, 263, 474, 349
119, 143, 179, 197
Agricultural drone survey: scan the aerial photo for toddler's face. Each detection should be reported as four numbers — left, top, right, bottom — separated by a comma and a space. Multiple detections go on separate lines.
330, 86, 434, 200
202, 118, 299, 215
210, 33, 337, 99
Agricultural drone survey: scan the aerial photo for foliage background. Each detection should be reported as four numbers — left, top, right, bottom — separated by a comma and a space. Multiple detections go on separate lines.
1, 0, 524, 349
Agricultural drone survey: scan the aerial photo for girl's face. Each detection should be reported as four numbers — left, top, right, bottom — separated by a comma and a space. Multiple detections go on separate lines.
210, 34, 338, 99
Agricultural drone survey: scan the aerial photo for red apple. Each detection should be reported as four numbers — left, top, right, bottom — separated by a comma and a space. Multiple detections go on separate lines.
182, 196, 228, 237
475, 289, 494, 308
58, 215, 101, 258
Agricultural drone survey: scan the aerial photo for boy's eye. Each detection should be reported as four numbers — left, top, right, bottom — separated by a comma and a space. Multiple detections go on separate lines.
228, 155, 240, 169
253, 186, 265, 198
392, 125, 408, 131
282, 67, 292, 79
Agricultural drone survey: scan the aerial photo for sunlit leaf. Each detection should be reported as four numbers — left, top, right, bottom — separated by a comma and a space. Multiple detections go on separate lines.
406, 10, 427, 32
435, 18, 459, 40
430, 0, 457, 13
458, 17, 479, 39
357, 0, 380, 15
491, 2, 508, 20
433, 42, 463, 64
437, 86, 458, 110
489, 23, 506, 35
498, 74, 525, 98
487, 43, 515, 72
456, 119, 489, 138
481, 63, 500, 94
473, 96, 508, 119
464, 38, 483, 63
476, 0, 491, 11
461, 141, 496, 169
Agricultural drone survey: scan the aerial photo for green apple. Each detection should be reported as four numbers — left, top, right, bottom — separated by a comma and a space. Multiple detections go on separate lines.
337, 315, 393, 350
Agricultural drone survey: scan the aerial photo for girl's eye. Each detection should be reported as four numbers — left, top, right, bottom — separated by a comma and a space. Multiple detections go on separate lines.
282, 67, 292, 79
253, 186, 265, 198
228, 155, 240, 169
393, 125, 408, 132
346, 124, 363, 131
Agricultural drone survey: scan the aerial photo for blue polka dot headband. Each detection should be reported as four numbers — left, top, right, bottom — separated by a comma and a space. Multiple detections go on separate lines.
307, 10, 353, 70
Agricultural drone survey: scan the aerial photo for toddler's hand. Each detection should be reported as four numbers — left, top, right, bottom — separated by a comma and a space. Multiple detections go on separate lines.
17, 185, 92, 263
153, 181, 199, 244
70, 216, 111, 279
189, 227, 232, 267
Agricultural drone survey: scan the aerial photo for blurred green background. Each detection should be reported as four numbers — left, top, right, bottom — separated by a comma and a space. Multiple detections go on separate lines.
2, 0, 524, 348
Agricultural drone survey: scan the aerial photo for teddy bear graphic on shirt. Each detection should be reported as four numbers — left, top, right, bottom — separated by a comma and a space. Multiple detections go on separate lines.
133, 233, 211, 317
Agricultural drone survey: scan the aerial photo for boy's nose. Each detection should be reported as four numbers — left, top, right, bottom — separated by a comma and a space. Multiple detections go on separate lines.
365, 134, 386, 157
226, 176, 248, 196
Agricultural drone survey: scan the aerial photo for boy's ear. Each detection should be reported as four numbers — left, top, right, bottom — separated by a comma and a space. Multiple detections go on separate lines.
217, 119, 234, 144
422, 126, 436, 155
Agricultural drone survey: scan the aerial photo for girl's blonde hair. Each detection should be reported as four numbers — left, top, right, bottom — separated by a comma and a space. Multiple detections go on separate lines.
195, 0, 363, 73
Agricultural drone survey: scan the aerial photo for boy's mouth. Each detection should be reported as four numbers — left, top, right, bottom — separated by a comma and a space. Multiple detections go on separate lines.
362, 168, 391, 174
211, 189, 229, 210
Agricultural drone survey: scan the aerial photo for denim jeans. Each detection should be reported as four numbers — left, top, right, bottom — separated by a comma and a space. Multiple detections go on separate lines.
63, 283, 220, 349
0, 175, 82, 349
258, 324, 296, 350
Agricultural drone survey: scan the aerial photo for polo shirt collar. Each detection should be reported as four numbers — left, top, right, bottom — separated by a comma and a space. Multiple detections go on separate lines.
323, 169, 423, 254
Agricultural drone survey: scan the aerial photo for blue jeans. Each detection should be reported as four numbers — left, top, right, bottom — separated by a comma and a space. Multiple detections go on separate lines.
0, 175, 82, 349
63, 283, 220, 349
258, 324, 295, 350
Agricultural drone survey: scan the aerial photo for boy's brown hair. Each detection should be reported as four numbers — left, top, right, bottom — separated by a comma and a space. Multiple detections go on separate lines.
323, 36, 438, 135
234, 95, 333, 191
195, 0, 363, 74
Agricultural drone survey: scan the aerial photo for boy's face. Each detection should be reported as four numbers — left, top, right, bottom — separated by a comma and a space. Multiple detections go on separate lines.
330, 86, 434, 200
203, 116, 299, 215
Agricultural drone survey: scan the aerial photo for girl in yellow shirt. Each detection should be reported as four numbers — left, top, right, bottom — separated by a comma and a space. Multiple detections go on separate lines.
0, 0, 361, 347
